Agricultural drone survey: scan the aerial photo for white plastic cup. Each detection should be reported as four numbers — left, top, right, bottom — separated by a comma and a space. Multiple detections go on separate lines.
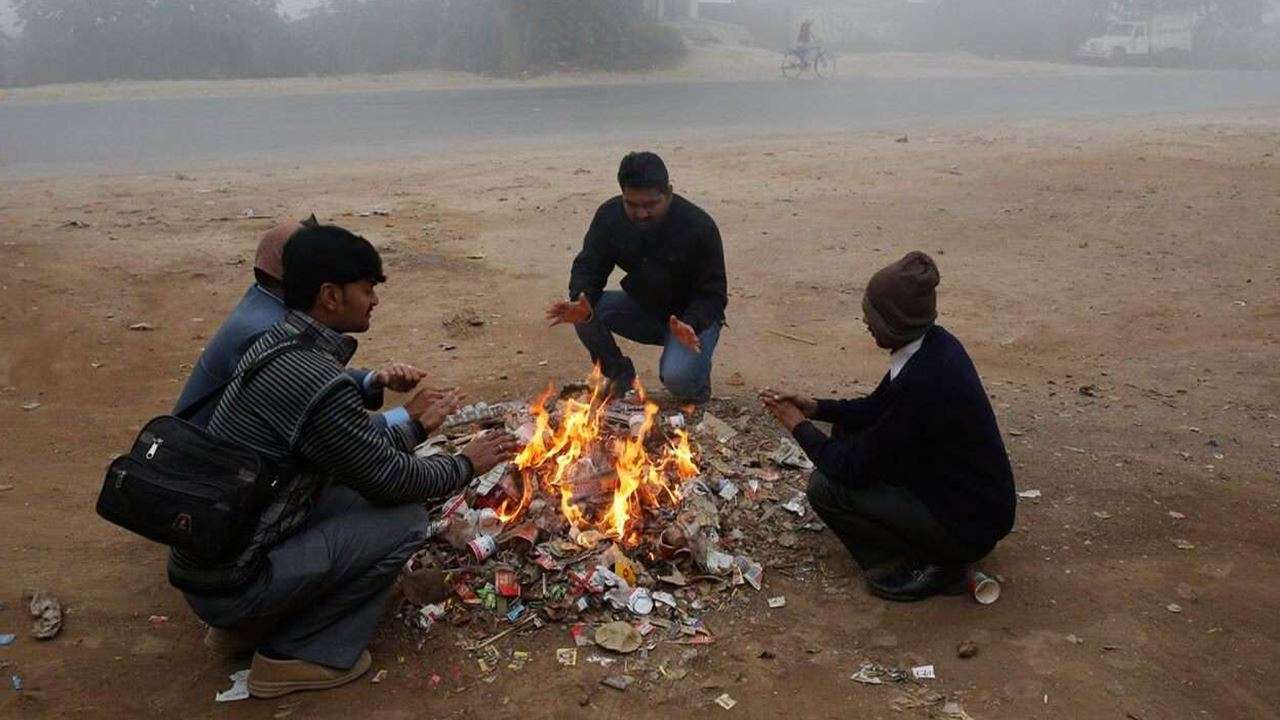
968, 570, 1001, 605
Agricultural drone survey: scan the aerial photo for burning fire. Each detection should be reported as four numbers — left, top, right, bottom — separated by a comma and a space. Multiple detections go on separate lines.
497, 368, 700, 546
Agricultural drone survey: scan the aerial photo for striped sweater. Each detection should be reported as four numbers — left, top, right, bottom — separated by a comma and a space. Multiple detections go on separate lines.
168, 310, 473, 594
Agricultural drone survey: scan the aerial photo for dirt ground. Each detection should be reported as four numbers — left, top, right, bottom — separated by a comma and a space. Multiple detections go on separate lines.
1, 108, 1278, 720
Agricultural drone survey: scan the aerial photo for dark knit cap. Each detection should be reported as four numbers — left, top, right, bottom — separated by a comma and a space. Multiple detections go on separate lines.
861, 251, 940, 349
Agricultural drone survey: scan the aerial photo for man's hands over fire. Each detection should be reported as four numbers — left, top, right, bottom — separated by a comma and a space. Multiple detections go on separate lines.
372, 363, 428, 392
410, 388, 464, 435
462, 430, 522, 476
760, 388, 813, 432
545, 293, 593, 326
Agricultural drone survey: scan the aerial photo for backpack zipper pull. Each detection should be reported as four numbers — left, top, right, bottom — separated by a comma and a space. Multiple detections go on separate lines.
146, 438, 163, 459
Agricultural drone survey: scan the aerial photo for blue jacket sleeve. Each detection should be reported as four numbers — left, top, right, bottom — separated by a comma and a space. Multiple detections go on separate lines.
812, 375, 891, 431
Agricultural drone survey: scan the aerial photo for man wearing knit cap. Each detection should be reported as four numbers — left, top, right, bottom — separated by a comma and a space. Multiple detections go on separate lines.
762, 251, 1016, 601
173, 217, 438, 434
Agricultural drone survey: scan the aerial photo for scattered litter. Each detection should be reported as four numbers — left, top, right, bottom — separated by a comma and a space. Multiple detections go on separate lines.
556, 648, 577, 666
466, 253, 486, 260
911, 664, 936, 680
714, 693, 737, 710
942, 700, 976, 720
370, 669, 388, 684
767, 596, 787, 609
1066, 634, 1084, 645
1016, 489, 1042, 499
214, 669, 250, 702
20, 401, 41, 411
1171, 539, 1196, 551
600, 674, 634, 691
10, 675, 21, 691
781, 492, 807, 516
697, 413, 738, 443
1166, 603, 1183, 613
128, 322, 155, 332
1092, 511, 1113, 520
595, 621, 642, 654
850, 662, 907, 685
28, 590, 63, 640
1168, 511, 1185, 519
0, 635, 15, 647
148, 615, 168, 625
771, 438, 813, 470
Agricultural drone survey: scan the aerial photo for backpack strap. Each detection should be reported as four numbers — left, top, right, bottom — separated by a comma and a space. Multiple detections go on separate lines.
175, 335, 316, 422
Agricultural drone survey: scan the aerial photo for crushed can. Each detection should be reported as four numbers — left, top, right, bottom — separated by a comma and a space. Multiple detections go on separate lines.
495, 569, 521, 598
627, 587, 654, 615
468, 534, 497, 563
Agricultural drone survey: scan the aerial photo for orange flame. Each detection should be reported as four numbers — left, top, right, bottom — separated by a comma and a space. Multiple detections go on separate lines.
498, 367, 700, 545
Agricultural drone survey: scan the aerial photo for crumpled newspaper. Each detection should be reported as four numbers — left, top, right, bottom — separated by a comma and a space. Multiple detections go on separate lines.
214, 669, 250, 702
27, 590, 63, 640
772, 438, 814, 470
850, 662, 908, 685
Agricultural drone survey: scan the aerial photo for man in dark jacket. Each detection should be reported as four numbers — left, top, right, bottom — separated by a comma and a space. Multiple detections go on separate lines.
546, 152, 727, 402
762, 251, 1015, 601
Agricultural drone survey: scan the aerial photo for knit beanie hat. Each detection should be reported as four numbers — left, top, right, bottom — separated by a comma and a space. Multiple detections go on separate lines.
861, 250, 940, 349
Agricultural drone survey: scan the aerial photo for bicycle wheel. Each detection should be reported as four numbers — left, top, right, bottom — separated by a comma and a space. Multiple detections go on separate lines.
814, 51, 835, 78
781, 52, 804, 79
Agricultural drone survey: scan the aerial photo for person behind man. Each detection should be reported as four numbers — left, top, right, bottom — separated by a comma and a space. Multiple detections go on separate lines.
176, 224, 521, 698
545, 152, 727, 403
761, 251, 1015, 601
172, 217, 428, 432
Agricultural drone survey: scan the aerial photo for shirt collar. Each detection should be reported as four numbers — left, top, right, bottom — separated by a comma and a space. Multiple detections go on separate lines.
282, 310, 358, 364
888, 334, 926, 381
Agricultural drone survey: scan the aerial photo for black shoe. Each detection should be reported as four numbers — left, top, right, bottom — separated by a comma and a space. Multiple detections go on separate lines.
866, 563, 967, 602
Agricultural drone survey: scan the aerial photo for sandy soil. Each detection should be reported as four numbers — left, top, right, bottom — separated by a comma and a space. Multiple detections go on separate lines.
1, 110, 1278, 719
0, 45, 1136, 104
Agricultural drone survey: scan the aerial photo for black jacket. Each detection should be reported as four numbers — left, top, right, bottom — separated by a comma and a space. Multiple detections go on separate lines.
568, 194, 727, 334
792, 325, 1016, 554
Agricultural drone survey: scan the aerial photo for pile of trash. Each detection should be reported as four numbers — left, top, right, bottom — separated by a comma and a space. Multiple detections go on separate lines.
397, 384, 823, 665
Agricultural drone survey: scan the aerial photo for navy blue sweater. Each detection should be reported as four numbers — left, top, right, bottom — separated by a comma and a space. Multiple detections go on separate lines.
792, 325, 1016, 554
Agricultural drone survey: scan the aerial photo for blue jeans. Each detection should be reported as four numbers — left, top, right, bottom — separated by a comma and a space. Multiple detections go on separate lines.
574, 290, 721, 402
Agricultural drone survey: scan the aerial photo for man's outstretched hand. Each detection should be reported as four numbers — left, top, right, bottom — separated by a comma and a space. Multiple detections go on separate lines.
373, 363, 428, 393
761, 395, 807, 432
462, 430, 523, 476
413, 389, 465, 435
668, 316, 701, 353
545, 293, 593, 327
759, 388, 817, 418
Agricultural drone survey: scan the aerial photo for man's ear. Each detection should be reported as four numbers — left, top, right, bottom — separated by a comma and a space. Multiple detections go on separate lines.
664, 183, 674, 197
316, 282, 342, 312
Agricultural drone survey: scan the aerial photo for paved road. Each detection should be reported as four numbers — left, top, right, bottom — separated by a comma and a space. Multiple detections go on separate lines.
3, 70, 1279, 175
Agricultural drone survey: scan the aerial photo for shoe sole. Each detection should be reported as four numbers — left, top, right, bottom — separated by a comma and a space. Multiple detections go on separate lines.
248, 655, 371, 699
866, 578, 967, 603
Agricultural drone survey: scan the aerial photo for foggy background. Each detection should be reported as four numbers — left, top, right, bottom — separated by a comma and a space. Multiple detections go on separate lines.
1, 0, 1278, 87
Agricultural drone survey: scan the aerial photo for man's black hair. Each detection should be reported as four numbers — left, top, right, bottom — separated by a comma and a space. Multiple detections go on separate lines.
617, 151, 670, 192
282, 224, 386, 311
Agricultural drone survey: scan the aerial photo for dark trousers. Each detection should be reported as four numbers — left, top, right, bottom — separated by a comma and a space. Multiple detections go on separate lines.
806, 470, 979, 572
185, 486, 429, 669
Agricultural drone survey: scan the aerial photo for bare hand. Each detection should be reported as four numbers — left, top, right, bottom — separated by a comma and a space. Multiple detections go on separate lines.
759, 388, 817, 418
762, 396, 807, 431
415, 389, 465, 434
545, 293, 593, 327
462, 430, 522, 476
668, 316, 701, 353
374, 363, 427, 393
404, 385, 451, 419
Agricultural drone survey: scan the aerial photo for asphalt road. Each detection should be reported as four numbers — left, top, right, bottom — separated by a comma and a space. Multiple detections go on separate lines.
3, 70, 1279, 175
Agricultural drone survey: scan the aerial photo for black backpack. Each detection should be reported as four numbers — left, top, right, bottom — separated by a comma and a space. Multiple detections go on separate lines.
96, 337, 311, 563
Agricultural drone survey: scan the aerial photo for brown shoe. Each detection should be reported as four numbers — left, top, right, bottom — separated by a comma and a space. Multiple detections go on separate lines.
204, 626, 263, 659
247, 650, 372, 699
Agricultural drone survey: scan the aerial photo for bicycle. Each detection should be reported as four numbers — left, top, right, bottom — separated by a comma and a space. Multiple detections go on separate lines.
781, 45, 835, 79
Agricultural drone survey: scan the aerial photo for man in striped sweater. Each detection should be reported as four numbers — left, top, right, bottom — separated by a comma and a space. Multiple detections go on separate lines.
175, 224, 520, 698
